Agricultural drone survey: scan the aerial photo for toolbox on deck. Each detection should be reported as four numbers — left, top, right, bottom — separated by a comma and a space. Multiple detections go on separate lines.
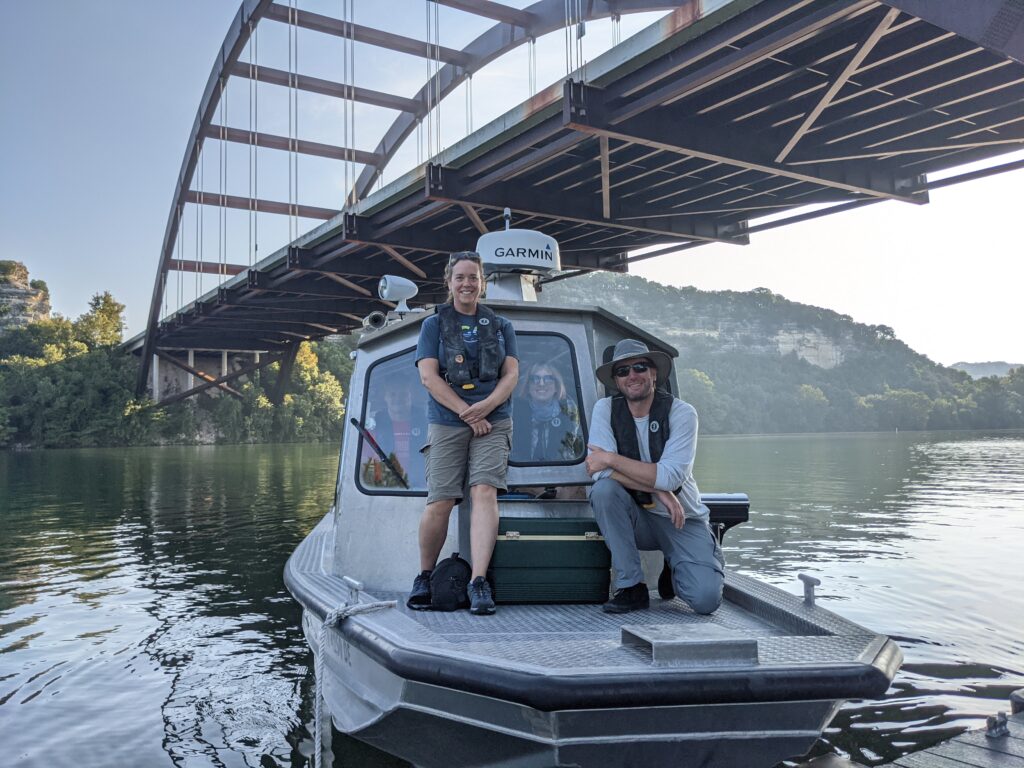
491, 517, 611, 604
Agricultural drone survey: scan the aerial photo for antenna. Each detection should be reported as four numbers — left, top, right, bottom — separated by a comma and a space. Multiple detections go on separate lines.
503, 207, 512, 231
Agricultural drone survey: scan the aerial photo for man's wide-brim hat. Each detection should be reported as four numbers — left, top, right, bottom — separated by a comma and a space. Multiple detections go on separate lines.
595, 338, 673, 390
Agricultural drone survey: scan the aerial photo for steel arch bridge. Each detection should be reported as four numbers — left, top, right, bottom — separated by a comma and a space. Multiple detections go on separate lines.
132, 0, 1024, 401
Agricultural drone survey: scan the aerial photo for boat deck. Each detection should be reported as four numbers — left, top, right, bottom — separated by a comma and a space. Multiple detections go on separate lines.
379, 574, 881, 672
287, 513, 897, 710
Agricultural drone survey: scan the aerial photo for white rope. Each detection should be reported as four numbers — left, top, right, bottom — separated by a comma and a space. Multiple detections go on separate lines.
313, 600, 397, 768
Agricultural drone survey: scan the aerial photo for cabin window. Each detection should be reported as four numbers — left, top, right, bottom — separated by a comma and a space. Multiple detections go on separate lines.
356, 349, 429, 494
509, 332, 587, 466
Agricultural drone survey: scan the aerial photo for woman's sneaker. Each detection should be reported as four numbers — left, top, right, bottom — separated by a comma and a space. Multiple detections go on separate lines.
406, 570, 432, 610
468, 577, 495, 615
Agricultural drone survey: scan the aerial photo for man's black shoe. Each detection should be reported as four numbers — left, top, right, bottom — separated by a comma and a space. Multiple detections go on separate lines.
406, 570, 432, 610
602, 582, 650, 614
468, 576, 496, 615
657, 561, 675, 599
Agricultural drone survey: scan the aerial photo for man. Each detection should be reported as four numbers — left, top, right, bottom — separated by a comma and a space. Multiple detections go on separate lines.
586, 339, 724, 615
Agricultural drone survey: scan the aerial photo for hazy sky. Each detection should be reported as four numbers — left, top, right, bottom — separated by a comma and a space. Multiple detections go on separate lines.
2, 1, 1022, 366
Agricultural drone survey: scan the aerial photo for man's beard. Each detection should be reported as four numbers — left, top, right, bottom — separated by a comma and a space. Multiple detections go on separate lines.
623, 380, 653, 402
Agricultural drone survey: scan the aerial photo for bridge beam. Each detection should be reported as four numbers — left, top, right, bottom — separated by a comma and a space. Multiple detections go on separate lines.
230, 62, 421, 114
423, 163, 749, 244
203, 124, 381, 166
563, 82, 929, 205
184, 190, 338, 220
264, 4, 473, 67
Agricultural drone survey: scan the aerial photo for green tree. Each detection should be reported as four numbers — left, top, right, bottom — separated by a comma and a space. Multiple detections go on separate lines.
75, 291, 125, 348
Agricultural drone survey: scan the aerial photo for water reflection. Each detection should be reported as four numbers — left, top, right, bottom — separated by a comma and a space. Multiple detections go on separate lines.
1, 433, 1022, 767
0, 445, 338, 767
696, 432, 1024, 766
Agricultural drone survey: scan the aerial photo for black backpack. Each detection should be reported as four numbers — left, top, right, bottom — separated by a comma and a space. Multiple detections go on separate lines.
430, 552, 472, 611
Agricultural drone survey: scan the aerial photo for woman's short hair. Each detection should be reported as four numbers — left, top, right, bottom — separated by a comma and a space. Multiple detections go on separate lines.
523, 361, 567, 401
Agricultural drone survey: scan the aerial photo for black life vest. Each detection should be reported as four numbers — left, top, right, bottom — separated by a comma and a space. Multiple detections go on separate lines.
437, 303, 501, 387
610, 390, 675, 507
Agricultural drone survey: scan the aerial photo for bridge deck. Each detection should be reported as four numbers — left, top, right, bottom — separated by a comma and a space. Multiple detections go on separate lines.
134, 0, 1024, 354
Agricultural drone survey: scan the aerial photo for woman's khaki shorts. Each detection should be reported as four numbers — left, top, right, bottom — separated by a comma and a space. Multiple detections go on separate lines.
423, 419, 512, 504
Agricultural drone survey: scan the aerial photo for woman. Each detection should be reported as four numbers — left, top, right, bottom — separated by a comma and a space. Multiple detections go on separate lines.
513, 362, 583, 463
407, 251, 519, 615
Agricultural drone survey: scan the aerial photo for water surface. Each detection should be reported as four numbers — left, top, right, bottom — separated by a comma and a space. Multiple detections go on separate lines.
1, 433, 1022, 767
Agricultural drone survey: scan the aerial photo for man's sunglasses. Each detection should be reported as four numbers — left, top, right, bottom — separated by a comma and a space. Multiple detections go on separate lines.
613, 361, 653, 378
529, 374, 557, 385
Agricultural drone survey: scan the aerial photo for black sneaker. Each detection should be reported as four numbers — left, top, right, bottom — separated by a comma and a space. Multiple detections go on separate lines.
406, 570, 432, 610
468, 576, 495, 615
657, 560, 675, 599
602, 582, 650, 614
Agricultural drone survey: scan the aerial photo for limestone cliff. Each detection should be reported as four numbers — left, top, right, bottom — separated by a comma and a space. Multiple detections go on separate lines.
0, 261, 51, 333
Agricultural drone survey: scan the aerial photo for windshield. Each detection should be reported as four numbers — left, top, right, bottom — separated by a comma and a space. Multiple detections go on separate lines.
510, 333, 586, 466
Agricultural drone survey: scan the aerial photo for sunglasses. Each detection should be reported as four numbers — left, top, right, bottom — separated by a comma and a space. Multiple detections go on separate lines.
448, 251, 481, 266
613, 361, 653, 378
529, 374, 557, 385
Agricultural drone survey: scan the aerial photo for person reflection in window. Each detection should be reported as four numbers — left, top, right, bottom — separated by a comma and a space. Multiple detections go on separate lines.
513, 363, 583, 462
364, 378, 427, 488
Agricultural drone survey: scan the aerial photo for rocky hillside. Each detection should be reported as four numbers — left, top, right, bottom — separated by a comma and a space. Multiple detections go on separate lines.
0, 261, 50, 333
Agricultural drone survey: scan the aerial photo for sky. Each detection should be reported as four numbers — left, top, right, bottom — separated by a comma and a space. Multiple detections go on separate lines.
1, 1, 1022, 367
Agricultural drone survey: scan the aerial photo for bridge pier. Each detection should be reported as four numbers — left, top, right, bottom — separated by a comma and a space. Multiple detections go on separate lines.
146, 348, 273, 407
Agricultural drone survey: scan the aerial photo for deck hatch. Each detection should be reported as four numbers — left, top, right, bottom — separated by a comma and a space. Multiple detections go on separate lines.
621, 624, 760, 667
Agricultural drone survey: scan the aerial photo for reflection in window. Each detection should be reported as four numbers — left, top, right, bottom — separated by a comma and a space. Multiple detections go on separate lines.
511, 335, 586, 465
359, 350, 428, 492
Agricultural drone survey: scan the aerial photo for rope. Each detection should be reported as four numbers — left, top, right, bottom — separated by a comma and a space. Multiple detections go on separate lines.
313, 600, 397, 768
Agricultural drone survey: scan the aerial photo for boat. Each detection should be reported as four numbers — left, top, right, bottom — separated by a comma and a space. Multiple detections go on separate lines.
283, 224, 902, 768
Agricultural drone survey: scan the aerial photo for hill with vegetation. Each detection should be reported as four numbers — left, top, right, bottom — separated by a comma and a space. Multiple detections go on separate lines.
540, 272, 1024, 434
0, 264, 352, 448
951, 361, 1023, 379
2, 264, 1021, 448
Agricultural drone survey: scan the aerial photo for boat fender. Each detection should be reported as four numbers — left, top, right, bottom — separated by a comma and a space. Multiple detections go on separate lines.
430, 552, 472, 611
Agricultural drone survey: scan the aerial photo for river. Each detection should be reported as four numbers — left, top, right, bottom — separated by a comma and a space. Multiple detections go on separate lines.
1, 432, 1022, 767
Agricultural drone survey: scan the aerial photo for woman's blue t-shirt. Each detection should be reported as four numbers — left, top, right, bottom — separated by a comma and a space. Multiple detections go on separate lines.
415, 309, 518, 426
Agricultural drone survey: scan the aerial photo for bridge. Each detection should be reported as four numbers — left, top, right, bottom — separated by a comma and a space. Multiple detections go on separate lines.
127, 0, 1024, 402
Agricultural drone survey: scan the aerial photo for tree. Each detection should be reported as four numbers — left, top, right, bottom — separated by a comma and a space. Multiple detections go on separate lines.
75, 292, 125, 348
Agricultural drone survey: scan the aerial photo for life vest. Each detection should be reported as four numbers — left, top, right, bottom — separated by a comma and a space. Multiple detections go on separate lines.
437, 303, 502, 388
610, 389, 676, 507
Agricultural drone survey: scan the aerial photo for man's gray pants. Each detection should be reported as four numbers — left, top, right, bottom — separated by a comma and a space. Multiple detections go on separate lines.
590, 478, 725, 615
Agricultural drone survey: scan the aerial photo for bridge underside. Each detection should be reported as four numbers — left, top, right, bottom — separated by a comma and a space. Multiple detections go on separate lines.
140, 0, 1024, 355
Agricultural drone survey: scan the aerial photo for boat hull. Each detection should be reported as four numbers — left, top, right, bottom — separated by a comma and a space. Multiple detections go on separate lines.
303, 610, 841, 768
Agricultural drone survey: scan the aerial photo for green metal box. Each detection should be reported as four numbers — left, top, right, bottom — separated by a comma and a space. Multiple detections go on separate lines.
491, 517, 611, 604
